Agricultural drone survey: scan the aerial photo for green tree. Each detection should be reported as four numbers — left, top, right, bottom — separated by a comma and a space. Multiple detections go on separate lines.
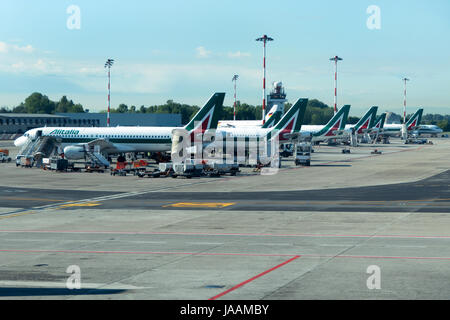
117, 104, 129, 113
347, 116, 360, 125
12, 103, 26, 113
24, 92, 55, 114
56, 96, 71, 113
70, 103, 84, 113
437, 120, 450, 132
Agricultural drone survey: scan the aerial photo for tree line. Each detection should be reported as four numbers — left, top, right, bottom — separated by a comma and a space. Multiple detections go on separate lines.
105, 98, 347, 125
0, 92, 84, 114
422, 114, 450, 132
1, 92, 449, 129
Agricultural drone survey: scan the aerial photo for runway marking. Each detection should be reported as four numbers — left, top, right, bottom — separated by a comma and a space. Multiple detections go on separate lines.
162, 202, 235, 208
208, 255, 301, 300
1, 229, 450, 239
0, 179, 235, 219
57, 202, 101, 208
0, 280, 148, 290
0, 211, 35, 221
187, 242, 224, 245
1, 249, 449, 261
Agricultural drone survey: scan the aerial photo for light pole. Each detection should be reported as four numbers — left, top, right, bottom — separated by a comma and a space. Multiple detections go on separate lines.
104, 58, 114, 127
402, 77, 410, 124
256, 35, 273, 124
232, 75, 239, 120
329, 56, 343, 114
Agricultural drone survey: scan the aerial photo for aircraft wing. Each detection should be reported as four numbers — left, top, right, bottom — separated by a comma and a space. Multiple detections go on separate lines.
282, 132, 312, 142
322, 130, 351, 142
330, 129, 349, 137
84, 138, 125, 153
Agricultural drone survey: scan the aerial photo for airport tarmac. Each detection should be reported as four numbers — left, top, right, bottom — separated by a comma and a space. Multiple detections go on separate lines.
0, 138, 449, 300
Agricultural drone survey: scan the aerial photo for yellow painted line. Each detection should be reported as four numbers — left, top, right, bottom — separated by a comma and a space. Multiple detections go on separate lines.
0, 211, 35, 221
163, 202, 235, 208
57, 202, 101, 209
0, 202, 102, 221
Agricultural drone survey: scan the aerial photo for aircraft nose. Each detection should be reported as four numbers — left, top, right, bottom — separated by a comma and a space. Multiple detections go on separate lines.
14, 135, 28, 147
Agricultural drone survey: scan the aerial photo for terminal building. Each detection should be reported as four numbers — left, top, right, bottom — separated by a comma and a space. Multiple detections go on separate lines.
0, 112, 182, 135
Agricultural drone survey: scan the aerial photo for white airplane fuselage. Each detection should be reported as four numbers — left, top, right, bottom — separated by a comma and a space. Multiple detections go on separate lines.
416, 125, 443, 136
15, 126, 175, 155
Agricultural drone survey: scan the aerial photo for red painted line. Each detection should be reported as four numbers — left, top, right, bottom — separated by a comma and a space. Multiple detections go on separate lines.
302, 254, 450, 261
208, 255, 301, 300
1, 229, 449, 239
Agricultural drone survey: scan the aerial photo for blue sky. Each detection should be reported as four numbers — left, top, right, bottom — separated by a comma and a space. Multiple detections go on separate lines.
0, 0, 449, 115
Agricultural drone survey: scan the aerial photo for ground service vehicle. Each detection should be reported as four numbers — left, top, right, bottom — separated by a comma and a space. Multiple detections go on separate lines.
294, 142, 311, 166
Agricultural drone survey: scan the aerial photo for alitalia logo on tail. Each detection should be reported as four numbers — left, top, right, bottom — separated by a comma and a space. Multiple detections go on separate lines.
267, 98, 307, 141
314, 105, 350, 138
261, 110, 282, 129
372, 113, 386, 130
184, 93, 225, 134
354, 106, 378, 134
406, 108, 423, 131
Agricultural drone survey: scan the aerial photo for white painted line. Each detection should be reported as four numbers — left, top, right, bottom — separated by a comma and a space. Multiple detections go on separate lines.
0, 280, 149, 290
187, 242, 224, 246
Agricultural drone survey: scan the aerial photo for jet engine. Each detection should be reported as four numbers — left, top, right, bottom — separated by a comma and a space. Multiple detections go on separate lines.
63, 145, 85, 160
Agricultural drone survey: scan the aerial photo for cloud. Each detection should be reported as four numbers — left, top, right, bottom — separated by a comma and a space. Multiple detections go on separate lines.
227, 51, 251, 58
0, 41, 34, 54
10, 61, 26, 71
195, 46, 211, 58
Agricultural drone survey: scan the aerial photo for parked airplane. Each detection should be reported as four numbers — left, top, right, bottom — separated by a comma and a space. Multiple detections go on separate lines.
14, 92, 226, 160
217, 104, 282, 129
299, 105, 351, 143
214, 98, 307, 142
370, 112, 387, 134
382, 109, 423, 137
368, 112, 387, 142
345, 106, 378, 136
415, 124, 443, 137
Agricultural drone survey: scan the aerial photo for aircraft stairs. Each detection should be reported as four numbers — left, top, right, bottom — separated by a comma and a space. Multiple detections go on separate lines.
17, 136, 59, 160
84, 144, 110, 168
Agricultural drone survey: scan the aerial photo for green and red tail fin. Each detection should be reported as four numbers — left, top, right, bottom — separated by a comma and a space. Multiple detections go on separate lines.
353, 106, 378, 134
313, 105, 350, 137
267, 98, 308, 141
372, 112, 386, 131
261, 110, 282, 129
183, 92, 225, 134
406, 108, 423, 131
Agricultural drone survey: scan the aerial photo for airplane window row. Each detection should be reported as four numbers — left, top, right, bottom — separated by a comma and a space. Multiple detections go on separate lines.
50, 134, 170, 139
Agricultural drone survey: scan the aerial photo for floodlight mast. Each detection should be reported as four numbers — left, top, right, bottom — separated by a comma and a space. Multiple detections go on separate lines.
232, 75, 239, 121
256, 35, 273, 124
104, 59, 114, 127
329, 56, 343, 114
402, 77, 410, 124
